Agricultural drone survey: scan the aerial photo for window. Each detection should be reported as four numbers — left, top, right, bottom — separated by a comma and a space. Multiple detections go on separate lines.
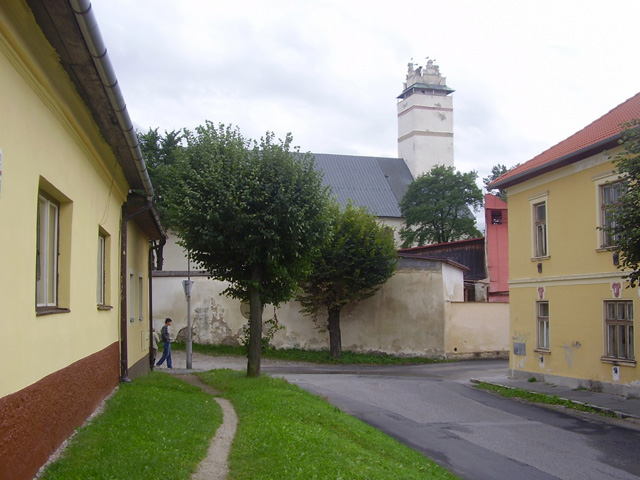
36, 193, 59, 307
600, 181, 623, 247
604, 301, 634, 360
97, 233, 106, 305
537, 301, 549, 350
533, 202, 547, 257
138, 275, 144, 321
129, 272, 135, 322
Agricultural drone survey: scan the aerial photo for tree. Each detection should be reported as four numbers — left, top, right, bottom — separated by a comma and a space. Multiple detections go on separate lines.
608, 119, 640, 287
167, 122, 329, 376
483, 164, 509, 201
138, 128, 183, 228
297, 202, 398, 358
399, 165, 483, 247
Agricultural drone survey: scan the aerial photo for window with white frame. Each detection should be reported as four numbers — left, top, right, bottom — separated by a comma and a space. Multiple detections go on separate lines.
533, 201, 548, 257
36, 193, 59, 307
604, 300, 634, 360
537, 301, 550, 350
600, 181, 623, 247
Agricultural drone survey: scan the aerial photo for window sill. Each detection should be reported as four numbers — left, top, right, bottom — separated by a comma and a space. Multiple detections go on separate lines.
97, 304, 113, 311
601, 357, 636, 367
36, 307, 71, 316
531, 256, 550, 262
596, 246, 616, 252
534, 348, 551, 355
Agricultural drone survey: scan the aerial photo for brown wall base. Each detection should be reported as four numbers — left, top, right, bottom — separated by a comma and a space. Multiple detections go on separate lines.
128, 351, 151, 380
0, 343, 119, 480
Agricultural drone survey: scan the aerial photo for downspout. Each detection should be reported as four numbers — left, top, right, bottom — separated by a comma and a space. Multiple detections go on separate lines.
69, 1, 158, 382
148, 236, 166, 367
69, 0, 154, 200
120, 199, 153, 382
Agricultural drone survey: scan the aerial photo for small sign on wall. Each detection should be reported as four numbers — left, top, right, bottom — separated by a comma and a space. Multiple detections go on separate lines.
513, 342, 526, 356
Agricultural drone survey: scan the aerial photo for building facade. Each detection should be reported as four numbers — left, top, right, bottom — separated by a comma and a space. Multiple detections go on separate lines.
0, 2, 164, 478
490, 93, 640, 396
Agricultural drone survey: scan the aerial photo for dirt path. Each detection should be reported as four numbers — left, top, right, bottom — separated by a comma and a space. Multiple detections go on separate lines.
173, 374, 238, 480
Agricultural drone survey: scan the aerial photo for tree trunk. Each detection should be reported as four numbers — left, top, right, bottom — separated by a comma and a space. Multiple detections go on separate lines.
328, 306, 342, 359
247, 266, 263, 377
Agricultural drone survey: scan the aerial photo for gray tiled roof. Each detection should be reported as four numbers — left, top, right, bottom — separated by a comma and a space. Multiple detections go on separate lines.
311, 153, 414, 218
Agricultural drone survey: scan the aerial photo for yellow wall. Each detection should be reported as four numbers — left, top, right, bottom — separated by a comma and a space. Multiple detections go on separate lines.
506, 150, 640, 393
0, 5, 150, 395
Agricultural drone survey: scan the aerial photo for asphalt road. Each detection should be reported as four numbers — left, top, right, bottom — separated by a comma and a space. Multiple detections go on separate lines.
268, 361, 640, 480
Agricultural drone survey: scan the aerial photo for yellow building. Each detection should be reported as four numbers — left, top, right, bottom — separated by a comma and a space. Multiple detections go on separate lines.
0, 2, 164, 478
490, 93, 640, 397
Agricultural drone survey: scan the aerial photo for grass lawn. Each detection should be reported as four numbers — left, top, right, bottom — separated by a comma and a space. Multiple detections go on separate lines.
181, 342, 450, 365
199, 369, 459, 480
474, 382, 616, 417
39, 373, 222, 480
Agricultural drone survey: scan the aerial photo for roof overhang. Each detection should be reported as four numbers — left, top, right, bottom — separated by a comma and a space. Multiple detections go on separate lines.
397, 83, 455, 99
489, 134, 622, 190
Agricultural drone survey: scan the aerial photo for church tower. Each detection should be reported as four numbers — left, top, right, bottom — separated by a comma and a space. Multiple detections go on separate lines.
397, 59, 454, 178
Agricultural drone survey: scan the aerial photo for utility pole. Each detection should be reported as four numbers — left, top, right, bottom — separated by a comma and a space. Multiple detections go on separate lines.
182, 254, 194, 369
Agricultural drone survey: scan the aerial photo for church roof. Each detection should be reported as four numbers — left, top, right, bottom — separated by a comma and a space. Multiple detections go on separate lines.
312, 153, 413, 218
490, 92, 640, 189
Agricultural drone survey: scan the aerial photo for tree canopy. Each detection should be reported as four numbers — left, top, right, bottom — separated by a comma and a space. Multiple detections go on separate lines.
167, 122, 329, 376
297, 202, 398, 358
483, 164, 509, 201
609, 119, 640, 287
138, 128, 183, 229
399, 165, 483, 247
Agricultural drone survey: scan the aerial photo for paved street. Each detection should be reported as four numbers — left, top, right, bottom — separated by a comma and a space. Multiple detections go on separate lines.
171, 353, 640, 480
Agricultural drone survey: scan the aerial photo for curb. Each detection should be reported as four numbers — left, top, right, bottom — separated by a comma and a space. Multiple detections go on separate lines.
470, 378, 640, 420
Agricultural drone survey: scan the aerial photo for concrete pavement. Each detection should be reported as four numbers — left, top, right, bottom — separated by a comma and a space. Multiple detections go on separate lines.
164, 350, 640, 420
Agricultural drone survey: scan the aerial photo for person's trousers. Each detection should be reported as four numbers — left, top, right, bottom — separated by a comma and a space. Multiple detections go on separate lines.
156, 341, 172, 368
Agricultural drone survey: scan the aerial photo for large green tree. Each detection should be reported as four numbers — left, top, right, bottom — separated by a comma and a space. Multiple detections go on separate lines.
297, 202, 398, 358
138, 128, 183, 228
168, 122, 329, 376
399, 165, 483, 247
608, 119, 640, 287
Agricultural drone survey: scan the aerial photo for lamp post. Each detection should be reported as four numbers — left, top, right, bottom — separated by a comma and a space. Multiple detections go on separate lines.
182, 254, 194, 369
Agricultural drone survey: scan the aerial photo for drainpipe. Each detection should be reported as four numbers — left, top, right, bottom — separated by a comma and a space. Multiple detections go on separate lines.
69, 0, 154, 200
147, 237, 166, 364
119, 199, 153, 383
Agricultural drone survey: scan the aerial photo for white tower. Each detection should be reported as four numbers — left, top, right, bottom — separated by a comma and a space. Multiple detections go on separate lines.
397, 59, 454, 178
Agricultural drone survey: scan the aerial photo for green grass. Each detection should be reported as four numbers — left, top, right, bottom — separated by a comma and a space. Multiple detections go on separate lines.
39, 372, 222, 480
178, 342, 449, 365
474, 382, 616, 417
198, 369, 459, 480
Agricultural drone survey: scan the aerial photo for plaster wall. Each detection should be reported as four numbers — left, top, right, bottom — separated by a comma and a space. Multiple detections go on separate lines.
153, 264, 451, 357
445, 302, 509, 357
153, 234, 511, 359
0, 9, 131, 397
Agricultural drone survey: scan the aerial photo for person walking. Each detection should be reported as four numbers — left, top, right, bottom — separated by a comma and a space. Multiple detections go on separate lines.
156, 318, 173, 369
150, 327, 160, 369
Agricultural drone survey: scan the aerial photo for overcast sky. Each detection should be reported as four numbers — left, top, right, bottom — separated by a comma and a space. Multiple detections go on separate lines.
91, 0, 640, 184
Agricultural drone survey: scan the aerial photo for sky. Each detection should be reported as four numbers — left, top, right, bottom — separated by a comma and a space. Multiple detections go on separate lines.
91, 0, 640, 185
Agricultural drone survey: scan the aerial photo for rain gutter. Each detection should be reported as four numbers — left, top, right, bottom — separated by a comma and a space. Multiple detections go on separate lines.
69, 0, 154, 199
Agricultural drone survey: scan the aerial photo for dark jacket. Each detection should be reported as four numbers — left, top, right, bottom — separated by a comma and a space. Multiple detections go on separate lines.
160, 325, 171, 343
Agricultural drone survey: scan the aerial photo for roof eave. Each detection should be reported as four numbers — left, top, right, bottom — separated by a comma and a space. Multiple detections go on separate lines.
490, 134, 622, 190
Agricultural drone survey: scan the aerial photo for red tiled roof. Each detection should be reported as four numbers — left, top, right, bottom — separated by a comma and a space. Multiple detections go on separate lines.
490, 92, 640, 188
